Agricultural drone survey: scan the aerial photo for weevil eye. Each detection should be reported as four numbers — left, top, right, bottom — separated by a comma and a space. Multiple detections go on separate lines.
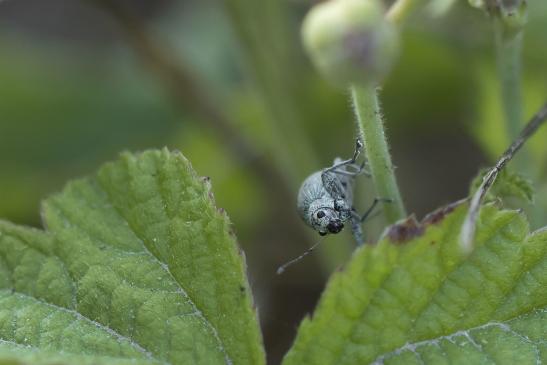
316, 210, 326, 218
319, 231, 327, 236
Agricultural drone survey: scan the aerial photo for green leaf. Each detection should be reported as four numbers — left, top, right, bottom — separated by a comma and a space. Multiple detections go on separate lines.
282, 202, 546, 365
470, 168, 534, 204
0, 149, 265, 365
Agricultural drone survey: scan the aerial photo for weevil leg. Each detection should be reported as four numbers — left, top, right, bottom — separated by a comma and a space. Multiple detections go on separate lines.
350, 161, 371, 176
349, 198, 391, 246
331, 169, 359, 177
359, 197, 392, 222
323, 139, 363, 174
332, 162, 370, 177
350, 215, 365, 246
357, 162, 371, 177
364, 209, 382, 221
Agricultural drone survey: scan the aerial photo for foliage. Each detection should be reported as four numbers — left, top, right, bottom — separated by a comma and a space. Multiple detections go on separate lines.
0, 150, 264, 365
283, 203, 546, 365
470, 168, 534, 204
0, 151, 545, 364
1, 0, 547, 363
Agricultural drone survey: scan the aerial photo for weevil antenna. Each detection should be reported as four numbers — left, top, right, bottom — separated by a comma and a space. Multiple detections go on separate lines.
276, 237, 326, 275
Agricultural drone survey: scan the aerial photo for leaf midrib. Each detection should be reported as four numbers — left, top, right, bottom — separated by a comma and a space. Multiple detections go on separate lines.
370, 308, 545, 364
331, 211, 519, 364
0, 289, 156, 362
1, 213, 180, 365
97, 171, 232, 365
384, 212, 522, 360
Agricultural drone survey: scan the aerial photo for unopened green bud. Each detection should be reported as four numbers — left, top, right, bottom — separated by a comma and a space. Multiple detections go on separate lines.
302, 0, 399, 87
469, 0, 527, 31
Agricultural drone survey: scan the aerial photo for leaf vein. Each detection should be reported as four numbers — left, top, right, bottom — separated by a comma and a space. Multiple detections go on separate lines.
98, 174, 232, 365
1, 290, 158, 363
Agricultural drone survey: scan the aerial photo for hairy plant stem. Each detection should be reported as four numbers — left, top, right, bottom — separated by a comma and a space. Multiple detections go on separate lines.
351, 84, 406, 224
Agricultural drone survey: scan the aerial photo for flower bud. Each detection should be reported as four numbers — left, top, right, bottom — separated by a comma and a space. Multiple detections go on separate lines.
468, 0, 527, 31
302, 0, 399, 87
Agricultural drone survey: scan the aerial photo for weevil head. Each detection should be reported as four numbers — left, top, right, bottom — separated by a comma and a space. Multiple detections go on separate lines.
308, 200, 345, 235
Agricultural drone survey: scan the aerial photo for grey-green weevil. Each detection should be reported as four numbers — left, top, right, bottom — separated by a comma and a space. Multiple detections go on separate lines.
278, 139, 389, 274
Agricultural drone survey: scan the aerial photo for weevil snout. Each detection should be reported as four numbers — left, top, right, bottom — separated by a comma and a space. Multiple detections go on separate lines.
327, 220, 344, 233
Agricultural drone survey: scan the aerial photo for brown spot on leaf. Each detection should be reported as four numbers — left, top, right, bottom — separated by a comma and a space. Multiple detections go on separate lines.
422, 199, 466, 227
385, 215, 424, 244
386, 199, 467, 244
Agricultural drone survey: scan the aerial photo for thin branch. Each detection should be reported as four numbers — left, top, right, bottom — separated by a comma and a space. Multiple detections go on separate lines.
460, 102, 547, 254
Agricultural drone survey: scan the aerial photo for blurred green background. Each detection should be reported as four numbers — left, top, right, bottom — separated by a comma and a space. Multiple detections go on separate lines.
1, 0, 546, 363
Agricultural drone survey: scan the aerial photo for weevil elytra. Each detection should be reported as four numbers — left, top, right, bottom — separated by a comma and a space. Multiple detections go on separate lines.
277, 139, 389, 274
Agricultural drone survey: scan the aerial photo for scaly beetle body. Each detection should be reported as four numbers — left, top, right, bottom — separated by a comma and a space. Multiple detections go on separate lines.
297, 158, 363, 243
278, 139, 388, 273
296, 139, 386, 245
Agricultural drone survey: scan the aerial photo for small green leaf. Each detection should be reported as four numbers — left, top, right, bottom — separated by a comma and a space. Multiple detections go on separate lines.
470, 168, 534, 204
282, 203, 546, 364
0, 149, 265, 365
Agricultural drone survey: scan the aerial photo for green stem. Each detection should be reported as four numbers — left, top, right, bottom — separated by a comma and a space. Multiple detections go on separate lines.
351, 84, 407, 224
494, 22, 524, 142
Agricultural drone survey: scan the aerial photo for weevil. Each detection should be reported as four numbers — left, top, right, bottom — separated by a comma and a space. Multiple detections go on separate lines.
297, 138, 387, 245
277, 139, 388, 274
